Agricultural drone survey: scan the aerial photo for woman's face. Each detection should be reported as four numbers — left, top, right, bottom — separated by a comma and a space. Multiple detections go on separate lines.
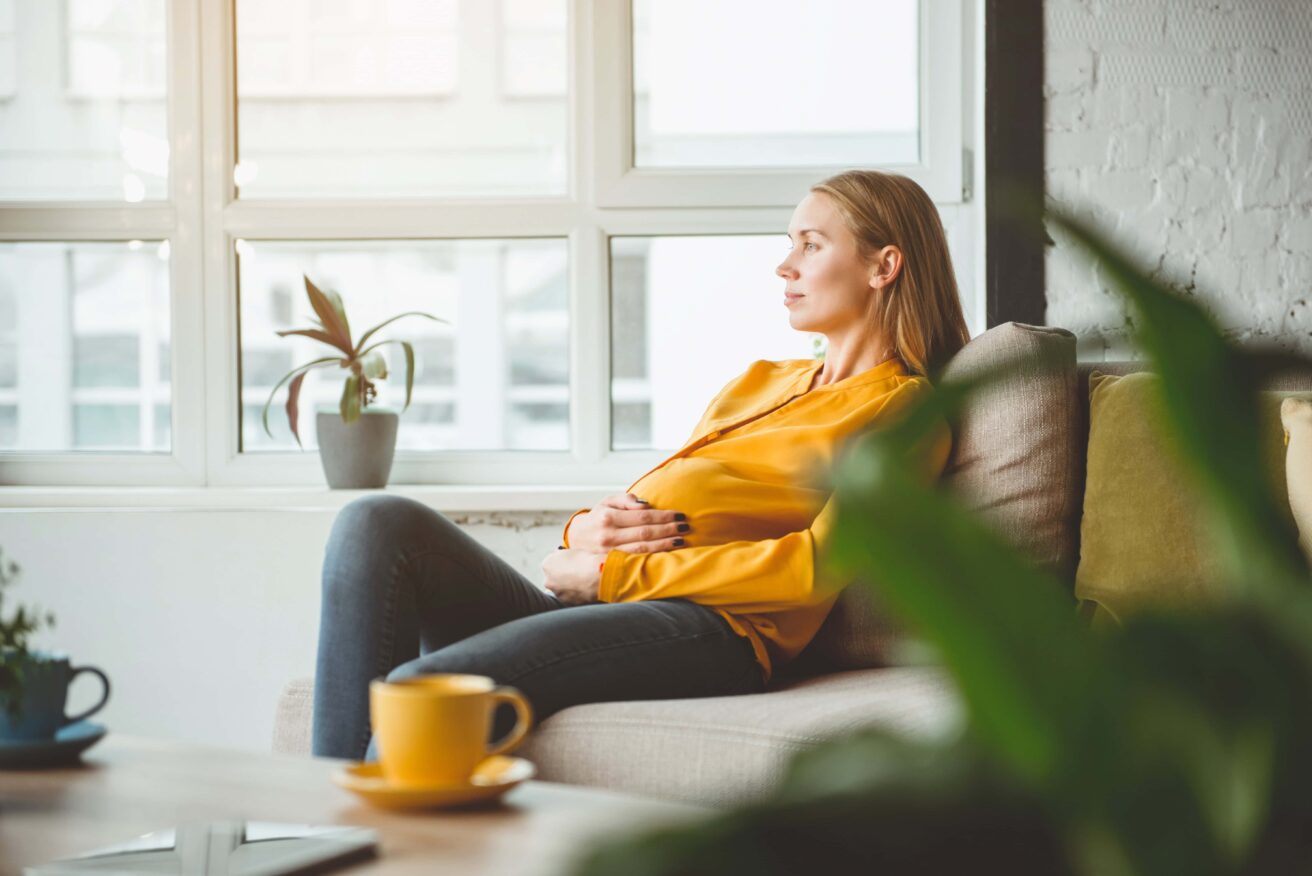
776, 191, 893, 336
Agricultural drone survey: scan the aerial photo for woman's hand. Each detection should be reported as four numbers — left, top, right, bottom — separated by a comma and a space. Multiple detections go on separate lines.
566, 493, 690, 554
541, 548, 608, 606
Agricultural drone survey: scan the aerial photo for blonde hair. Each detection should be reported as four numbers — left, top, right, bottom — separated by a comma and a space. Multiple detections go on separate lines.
810, 170, 971, 380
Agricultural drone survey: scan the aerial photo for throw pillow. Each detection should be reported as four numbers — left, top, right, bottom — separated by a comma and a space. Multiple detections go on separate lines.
1281, 397, 1312, 566
1075, 372, 1300, 626
800, 322, 1080, 671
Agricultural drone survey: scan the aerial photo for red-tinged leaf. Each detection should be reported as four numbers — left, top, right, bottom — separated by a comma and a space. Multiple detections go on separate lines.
261, 356, 341, 442
276, 327, 353, 355
303, 275, 354, 352
285, 370, 308, 447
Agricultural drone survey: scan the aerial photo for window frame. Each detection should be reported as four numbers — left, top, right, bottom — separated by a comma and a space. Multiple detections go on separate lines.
0, 0, 975, 489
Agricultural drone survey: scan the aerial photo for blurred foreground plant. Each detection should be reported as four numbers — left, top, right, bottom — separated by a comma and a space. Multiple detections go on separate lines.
568, 194, 1312, 876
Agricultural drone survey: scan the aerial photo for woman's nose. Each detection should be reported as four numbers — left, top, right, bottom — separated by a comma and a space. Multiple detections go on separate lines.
776, 260, 795, 279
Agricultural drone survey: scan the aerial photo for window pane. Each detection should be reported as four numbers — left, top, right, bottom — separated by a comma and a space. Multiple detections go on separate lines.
0, 0, 169, 200
237, 238, 568, 452
0, 241, 172, 451
632, 0, 919, 169
234, 0, 568, 198
610, 235, 821, 450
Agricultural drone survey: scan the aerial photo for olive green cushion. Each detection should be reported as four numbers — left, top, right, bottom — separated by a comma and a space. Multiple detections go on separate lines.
1075, 372, 1302, 625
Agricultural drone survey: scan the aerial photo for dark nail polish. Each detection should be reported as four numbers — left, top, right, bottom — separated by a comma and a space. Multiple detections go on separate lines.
557, 545, 565, 550
677, 523, 690, 532
674, 513, 686, 521
673, 538, 685, 546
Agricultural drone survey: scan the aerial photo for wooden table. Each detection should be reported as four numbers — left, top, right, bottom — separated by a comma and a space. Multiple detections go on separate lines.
0, 735, 711, 875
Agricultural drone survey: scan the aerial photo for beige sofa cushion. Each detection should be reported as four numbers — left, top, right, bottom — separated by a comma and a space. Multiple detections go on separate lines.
273, 667, 961, 808
798, 323, 1081, 672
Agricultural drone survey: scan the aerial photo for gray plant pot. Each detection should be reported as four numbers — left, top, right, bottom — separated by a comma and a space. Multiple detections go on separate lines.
316, 408, 399, 489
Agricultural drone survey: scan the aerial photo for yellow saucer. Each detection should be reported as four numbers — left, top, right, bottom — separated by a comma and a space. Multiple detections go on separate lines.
332, 756, 536, 810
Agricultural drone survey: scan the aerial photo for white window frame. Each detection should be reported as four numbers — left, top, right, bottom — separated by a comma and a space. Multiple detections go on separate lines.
593, 0, 964, 208
0, 0, 973, 490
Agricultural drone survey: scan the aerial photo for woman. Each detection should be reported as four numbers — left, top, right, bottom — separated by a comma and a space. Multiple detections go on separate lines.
311, 169, 971, 763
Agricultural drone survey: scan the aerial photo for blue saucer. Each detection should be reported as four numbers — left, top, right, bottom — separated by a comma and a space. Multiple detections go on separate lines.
0, 721, 107, 769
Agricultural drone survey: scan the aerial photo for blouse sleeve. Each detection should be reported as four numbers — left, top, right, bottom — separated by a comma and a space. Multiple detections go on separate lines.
599, 392, 952, 611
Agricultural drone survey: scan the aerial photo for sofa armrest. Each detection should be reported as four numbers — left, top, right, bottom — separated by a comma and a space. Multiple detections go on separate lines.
272, 676, 315, 757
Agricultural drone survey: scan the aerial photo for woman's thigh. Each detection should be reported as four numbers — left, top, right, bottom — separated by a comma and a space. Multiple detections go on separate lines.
367, 598, 764, 759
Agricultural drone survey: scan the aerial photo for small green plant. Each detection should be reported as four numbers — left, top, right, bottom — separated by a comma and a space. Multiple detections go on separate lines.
260, 274, 451, 446
0, 548, 56, 722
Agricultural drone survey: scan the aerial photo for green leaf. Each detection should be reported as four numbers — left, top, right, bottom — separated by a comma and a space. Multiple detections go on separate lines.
260, 357, 342, 441
303, 274, 354, 353
356, 339, 417, 411
401, 341, 415, 410
360, 350, 388, 381
353, 311, 448, 357
340, 373, 361, 423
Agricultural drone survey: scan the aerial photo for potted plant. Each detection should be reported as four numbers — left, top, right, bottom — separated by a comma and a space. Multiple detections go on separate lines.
0, 548, 56, 726
261, 274, 450, 489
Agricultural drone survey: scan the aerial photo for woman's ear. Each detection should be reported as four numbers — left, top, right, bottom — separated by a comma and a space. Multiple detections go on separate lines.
869, 245, 903, 290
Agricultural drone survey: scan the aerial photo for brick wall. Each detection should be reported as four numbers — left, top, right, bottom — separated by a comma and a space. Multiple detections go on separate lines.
1043, 0, 1312, 358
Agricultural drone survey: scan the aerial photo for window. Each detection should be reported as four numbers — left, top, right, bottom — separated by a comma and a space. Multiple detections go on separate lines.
0, 0, 976, 488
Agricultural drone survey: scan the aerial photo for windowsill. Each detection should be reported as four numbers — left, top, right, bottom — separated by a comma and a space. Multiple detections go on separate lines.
0, 485, 608, 512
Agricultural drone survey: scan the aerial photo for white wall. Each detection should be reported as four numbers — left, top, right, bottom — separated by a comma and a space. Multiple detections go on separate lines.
2, 507, 569, 752
1044, 0, 1312, 359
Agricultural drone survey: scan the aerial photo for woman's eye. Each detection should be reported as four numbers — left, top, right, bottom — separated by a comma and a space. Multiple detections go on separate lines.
804, 242, 817, 251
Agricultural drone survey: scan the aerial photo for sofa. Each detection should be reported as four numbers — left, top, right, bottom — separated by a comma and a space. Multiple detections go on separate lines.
271, 322, 1312, 808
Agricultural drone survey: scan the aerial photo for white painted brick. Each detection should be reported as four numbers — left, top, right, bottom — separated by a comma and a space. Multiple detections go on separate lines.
1045, 167, 1084, 202
1092, 168, 1157, 209
1109, 126, 1150, 167
1048, 130, 1111, 168
1045, 92, 1088, 130
1184, 167, 1232, 213
1230, 209, 1281, 252
1045, 0, 1311, 352
1046, 49, 1095, 95
1165, 89, 1229, 131
1282, 212, 1312, 252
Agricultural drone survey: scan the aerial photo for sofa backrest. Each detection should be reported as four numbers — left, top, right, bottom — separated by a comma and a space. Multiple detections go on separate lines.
795, 333, 1312, 679
796, 322, 1082, 675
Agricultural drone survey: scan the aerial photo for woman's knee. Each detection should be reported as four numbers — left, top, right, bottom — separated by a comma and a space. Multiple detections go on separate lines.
331, 495, 446, 545
322, 495, 454, 597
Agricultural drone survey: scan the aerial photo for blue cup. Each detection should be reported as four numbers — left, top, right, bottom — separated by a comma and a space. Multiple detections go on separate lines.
0, 649, 111, 741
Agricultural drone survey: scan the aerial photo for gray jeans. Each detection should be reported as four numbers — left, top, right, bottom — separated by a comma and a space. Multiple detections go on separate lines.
311, 495, 767, 762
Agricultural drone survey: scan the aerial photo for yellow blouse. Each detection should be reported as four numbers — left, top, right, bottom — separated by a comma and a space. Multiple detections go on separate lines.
561, 356, 952, 685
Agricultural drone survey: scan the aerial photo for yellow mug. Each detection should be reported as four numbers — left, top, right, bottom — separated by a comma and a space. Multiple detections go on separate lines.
368, 674, 533, 788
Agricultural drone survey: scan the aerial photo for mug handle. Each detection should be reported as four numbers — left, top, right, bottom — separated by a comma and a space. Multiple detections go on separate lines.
63, 665, 111, 727
485, 686, 534, 757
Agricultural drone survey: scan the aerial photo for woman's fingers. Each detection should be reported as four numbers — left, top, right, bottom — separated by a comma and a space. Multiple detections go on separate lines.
611, 533, 687, 554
